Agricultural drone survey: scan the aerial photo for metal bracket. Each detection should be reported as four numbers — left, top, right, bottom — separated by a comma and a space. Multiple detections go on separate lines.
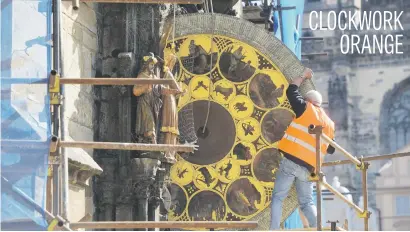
47, 215, 68, 230
356, 159, 370, 171
47, 165, 53, 177
47, 218, 59, 231
309, 172, 323, 182
49, 70, 61, 105
326, 220, 339, 231
308, 125, 323, 135
357, 210, 371, 219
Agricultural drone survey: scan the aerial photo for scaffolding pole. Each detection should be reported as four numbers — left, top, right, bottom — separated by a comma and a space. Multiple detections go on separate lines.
309, 125, 371, 231
321, 182, 364, 214
58, 141, 196, 152
1, 139, 197, 153
51, 0, 61, 219
362, 162, 370, 231
323, 152, 410, 167
283, 227, 345, 231
60, 78, 172, 85
320, 133, 361, 166
310, 125, 323, 231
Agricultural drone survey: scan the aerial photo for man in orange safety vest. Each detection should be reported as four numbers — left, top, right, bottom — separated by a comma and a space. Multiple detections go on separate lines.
270, 68, 335, 230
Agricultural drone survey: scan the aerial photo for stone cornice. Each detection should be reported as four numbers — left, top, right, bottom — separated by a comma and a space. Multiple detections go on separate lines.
68, 156, 103, 187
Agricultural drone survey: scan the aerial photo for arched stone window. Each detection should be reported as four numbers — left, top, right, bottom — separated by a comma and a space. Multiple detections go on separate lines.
379, 77, 410, 154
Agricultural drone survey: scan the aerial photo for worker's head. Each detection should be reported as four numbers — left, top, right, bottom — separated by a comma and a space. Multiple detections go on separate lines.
305, 90, 322, 107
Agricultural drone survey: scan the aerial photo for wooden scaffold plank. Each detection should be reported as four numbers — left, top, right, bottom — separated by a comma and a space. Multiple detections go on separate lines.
70, 221, 258, 230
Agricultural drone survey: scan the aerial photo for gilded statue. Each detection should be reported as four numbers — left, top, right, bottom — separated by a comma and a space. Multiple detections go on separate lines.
134, 53, 183, 161
134, 53, 163, 144
160, 53, 185, 162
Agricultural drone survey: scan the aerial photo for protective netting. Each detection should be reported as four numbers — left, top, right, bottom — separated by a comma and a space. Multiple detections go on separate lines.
1, 0, 52, 230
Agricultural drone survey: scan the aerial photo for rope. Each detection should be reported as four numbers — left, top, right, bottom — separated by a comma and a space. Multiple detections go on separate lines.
202, 0, 215, 134
151, 7, 155, 40
204, 0, 208, 13
172, 3, 176, 46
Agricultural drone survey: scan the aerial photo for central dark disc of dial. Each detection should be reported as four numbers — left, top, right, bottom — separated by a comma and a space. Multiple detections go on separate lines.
181, 100, 236, 165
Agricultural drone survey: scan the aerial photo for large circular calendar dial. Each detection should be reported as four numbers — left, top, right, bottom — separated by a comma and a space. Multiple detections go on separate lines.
162, 14, 315, 230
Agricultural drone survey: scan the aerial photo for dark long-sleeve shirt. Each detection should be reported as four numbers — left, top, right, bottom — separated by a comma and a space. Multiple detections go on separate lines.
280, 84, 335, 172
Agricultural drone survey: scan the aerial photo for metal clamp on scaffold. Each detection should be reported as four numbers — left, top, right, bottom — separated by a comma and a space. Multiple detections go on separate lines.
326, 220, 339, 231
309, 172, 324, 182
49, 70, 61, 105
49, 135, 59, 153
356, 159, 370, 171
357, 210, 371, 219
47, 218, 65, 231
308, 124, 324, 135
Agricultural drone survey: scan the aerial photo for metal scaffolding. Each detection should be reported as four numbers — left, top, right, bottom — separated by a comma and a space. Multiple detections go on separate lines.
3, 0, 410, 231
309, 125, 371, 231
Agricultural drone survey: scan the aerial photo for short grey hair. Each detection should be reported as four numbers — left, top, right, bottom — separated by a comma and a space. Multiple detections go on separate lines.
305, 90, 322, 107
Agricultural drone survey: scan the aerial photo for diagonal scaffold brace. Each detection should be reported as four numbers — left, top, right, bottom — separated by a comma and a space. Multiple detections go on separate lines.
1, 176, 72, 231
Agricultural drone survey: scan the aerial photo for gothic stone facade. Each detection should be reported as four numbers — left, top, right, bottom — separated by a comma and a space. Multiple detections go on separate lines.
302, 0, 410, 210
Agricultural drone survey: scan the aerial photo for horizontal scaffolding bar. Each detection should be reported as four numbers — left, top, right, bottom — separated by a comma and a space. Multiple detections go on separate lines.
60, 78, 174, 86
275, 6, 297, 10
1, 140, 50, 150
59, 141, 196, 152
61, 0, 203, 3
70, 221, 258, 229
283, 227, 340, 231
299, 37, 324, 41
1, 139, 196, 152
323, 152, 410, 167
321, 181, 364, 214
0, 78, 48, 85
301, 52, 328, 57
303, 26, 328, 30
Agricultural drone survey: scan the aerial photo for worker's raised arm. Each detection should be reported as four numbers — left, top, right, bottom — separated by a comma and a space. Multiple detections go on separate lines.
286, 68, 313, 118
292, 68, 313, 86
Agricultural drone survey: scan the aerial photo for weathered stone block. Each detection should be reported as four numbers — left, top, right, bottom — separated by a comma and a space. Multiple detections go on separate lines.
131, 158, 161, 179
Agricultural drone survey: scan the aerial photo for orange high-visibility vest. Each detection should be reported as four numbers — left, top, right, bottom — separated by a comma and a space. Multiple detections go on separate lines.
278, 102, 335, 169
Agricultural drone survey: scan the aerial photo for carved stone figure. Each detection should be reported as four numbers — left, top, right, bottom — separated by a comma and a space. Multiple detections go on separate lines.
134, 53, 163, 144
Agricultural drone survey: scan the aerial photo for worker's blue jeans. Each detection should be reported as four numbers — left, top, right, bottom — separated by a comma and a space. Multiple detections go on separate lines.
270, 157, 317, 230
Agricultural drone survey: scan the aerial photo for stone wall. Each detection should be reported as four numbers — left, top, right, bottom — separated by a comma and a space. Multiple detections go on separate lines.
92, 3, 172, 224
61, 1, 99, 223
